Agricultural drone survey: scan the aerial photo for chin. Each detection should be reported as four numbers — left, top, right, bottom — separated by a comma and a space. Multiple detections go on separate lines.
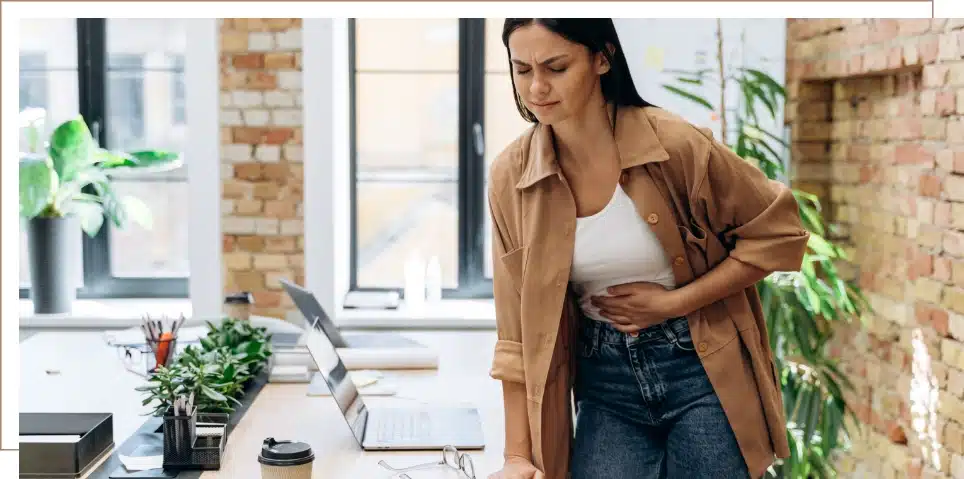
531, 110, 567, 125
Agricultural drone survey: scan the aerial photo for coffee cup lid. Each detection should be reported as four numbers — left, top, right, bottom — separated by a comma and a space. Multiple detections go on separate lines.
258, 437, 314, 467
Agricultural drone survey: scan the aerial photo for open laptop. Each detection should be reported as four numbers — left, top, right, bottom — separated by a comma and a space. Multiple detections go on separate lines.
279, 278, 420, 349
301, 314, 486, 450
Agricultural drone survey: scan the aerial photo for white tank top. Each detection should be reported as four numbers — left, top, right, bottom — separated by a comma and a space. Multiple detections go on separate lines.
569, 184, 676, 323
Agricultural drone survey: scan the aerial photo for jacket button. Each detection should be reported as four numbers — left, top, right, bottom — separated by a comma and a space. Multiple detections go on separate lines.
647, 213, 659, 224
674, 256, 685, 266
698, 342, 708, 353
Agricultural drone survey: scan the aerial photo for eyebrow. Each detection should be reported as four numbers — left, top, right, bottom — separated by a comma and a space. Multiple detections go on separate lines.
510, 54, 570, 67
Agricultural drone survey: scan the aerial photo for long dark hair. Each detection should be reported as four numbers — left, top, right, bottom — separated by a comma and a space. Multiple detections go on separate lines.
502, 18, 656, 125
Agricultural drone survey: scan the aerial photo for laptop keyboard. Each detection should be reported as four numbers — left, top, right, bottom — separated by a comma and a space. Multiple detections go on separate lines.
375, 410, 433, 442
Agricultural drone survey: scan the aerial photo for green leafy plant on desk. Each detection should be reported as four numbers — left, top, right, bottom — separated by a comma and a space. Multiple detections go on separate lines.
136, 318, 274, 417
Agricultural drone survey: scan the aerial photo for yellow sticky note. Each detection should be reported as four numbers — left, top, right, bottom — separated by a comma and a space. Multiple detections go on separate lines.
644, 46, 665, 71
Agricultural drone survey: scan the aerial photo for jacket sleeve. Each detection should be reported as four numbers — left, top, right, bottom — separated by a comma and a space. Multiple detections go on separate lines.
694, 129, 810, 273
487, 180, 535, 461
487, 182, 526, 384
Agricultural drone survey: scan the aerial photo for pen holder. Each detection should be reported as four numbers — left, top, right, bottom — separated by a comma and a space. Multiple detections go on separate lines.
161, 406, 227, 471
147, 336, 178, 373
162, 405, 197, 466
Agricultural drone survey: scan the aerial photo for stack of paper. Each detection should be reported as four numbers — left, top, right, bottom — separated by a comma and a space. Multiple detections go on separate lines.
273, 346, 439, 371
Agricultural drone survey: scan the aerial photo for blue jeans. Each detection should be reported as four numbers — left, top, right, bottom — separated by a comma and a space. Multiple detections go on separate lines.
571, 317, 751, 479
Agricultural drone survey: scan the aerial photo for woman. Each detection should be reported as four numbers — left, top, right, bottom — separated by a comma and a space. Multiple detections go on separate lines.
486, 19, 808, 479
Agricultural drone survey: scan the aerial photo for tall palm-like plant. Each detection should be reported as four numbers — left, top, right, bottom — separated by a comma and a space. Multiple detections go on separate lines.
660, 20, 871, 478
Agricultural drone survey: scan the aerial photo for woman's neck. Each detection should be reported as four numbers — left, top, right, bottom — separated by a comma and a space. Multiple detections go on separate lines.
552, 100, 618, 171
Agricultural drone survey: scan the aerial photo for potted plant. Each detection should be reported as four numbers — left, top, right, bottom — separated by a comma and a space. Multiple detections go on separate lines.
136, 318, 273, 419
18, 109, 181, 314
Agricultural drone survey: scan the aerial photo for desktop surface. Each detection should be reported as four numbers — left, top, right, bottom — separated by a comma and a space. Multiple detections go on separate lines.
20, 329, 507, 479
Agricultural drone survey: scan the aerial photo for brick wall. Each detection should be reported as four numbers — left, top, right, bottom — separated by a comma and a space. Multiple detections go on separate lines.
219, 19, 304, 319
787, 19, 964, 478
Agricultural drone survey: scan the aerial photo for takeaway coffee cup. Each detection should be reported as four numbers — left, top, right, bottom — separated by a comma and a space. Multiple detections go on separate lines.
259, 437, 314, 479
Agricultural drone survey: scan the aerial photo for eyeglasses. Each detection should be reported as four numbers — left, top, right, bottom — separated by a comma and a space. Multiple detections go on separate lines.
378, 445, 476, 478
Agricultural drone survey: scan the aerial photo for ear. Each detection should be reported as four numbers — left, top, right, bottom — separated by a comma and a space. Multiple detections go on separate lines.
595, 44, 616, 75
594, 51, 611, 75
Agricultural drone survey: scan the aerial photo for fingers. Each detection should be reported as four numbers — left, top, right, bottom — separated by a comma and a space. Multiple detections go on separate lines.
610, 322, 642, 334
532, 470, 546, 479
602, 313, 634, 325
591, 295, 629, 308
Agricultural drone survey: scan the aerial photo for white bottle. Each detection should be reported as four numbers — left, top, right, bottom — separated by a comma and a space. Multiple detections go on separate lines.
403, 250, 426, 311
425, 256, 442, 303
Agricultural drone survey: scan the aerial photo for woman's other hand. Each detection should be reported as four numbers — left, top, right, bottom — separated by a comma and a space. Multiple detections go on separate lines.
487, 456, 545, 479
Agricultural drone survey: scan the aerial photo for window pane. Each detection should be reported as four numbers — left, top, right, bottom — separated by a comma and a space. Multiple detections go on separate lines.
355, 73, 458, 171
106, 19, 189, 279
485, 18, 510, 74
356, 182, 458, 289
18, 19, 83, 289
354, 72, 459, 288
353, 18, 460, 290
109, 180, 190, 278
355, 19, 458, 72
19, 19, 78, 69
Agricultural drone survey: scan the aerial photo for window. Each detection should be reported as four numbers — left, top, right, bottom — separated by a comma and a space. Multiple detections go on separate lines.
349, 18, 530, 299
18, 19, 189, 299
171, 55, 186, 125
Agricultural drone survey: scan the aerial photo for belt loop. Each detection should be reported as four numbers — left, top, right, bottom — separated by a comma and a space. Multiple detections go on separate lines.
590, 320, 601, 355
660, 321, 678, 345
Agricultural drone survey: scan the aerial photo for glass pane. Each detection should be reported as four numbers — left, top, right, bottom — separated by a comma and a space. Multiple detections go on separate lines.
106, 19, 189, 279
485, 18, 510, 73
355, 73, 459, 171
109, 180, 190, 278
355, 19, 458, 72
356, 182, 458, 289
19, 19, 78, 69
353, 19, 460, 290
19, 19, 82, 289
483, 73, 532, 279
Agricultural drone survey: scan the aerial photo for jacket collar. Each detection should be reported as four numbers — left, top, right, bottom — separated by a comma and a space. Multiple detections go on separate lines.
515, 105, 670, 189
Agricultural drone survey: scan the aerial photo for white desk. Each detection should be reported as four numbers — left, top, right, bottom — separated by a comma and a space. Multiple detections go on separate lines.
20, 330, 509, 478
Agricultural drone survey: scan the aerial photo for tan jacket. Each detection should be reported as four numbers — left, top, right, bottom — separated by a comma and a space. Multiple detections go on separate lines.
487, 105, 809, 479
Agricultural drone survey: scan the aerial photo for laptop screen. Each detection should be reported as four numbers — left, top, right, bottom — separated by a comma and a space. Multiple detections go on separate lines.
302, 317, 368, 446
279, 279, 348, 348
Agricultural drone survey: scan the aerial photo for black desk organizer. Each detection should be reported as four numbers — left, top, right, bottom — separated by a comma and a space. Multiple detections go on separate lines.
90, 372, 269, 479
161, 407, 226, 471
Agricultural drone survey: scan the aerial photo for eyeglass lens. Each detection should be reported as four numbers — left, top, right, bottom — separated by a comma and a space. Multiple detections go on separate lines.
442, 446, 475, 478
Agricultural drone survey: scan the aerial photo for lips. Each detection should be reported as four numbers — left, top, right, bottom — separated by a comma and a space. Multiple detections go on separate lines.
530, 101, 559, 108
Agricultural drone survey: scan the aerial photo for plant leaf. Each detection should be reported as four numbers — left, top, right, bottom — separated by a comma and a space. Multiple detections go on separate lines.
48, 117, 96, 183
200, 384, 227, 402
121, 195, 153, 230
70, 200, 105, 237
661, 84, 715, 111
19, 155, 55, 218
98, 150, 182, 171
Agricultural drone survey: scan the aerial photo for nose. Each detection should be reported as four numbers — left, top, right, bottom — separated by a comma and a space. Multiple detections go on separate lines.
529, 72, 549, 97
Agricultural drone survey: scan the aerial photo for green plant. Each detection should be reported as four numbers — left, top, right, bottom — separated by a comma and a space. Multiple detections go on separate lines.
201, 317, 274, 376
18, 109, 182, 236
136, 318, 273, 417
660, 20, 871, 478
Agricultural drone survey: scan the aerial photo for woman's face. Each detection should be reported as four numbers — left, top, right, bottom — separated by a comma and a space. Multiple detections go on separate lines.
507, 23, 610, 125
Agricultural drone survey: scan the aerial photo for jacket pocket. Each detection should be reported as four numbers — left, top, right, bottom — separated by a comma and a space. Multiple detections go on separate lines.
678, 221, 709, 276
499, 245, 528, 295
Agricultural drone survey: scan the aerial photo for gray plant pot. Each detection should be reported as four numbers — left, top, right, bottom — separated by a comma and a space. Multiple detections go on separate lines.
26, 216, 78, 314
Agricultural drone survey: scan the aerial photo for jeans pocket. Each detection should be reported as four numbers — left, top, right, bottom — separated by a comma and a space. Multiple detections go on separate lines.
673, 322, 697, 352
578, 324, 598, 359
